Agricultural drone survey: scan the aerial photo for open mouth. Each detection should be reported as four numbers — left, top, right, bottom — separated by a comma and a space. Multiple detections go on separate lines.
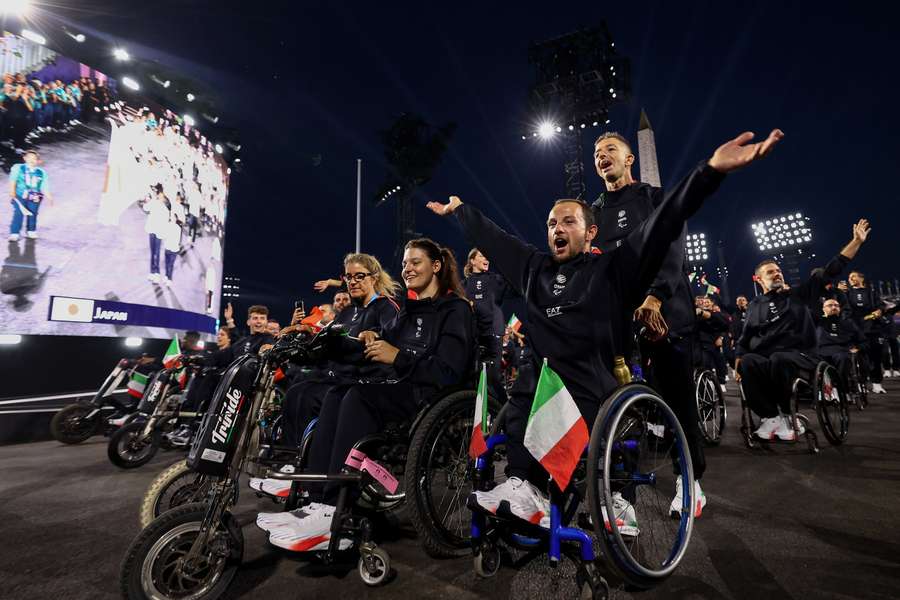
599, 159, 613, 171
553, 237, 569, 254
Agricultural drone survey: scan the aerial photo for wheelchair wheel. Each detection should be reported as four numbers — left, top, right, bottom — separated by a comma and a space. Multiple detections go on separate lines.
849, 354, 868, 411
586, 384, 694, 589
404, 389, 503, 558
814, 362, 849, 446
694, 370, 725, 446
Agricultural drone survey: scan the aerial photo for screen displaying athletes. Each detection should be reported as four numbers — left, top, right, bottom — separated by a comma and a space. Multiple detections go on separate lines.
0, 33, 228, 338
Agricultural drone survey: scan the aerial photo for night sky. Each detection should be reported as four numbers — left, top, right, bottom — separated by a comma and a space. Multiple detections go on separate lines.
52, 1, 898, 323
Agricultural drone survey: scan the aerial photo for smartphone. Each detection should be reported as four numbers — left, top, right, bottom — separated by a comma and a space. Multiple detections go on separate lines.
294, 299, 305, 312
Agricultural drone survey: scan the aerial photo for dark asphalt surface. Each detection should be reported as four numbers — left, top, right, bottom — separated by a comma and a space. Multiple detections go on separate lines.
2, 379, 900, 600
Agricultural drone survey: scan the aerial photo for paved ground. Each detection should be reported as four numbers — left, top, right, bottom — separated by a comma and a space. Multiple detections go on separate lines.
2, 379, 900, 600
0, 121, 221, 337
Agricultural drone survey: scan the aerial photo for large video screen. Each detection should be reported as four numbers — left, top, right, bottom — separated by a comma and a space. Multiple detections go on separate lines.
0, 33, 227, 338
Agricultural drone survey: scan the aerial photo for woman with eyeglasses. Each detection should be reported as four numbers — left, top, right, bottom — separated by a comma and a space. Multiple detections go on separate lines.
249, 252, 401, 498
256, 238, 475, 552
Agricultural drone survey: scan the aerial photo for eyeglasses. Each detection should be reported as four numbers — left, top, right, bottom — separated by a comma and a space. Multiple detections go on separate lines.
342, 272, 372, 283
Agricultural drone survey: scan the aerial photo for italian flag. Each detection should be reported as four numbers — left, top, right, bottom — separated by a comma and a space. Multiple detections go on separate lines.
507, 313, 522, 333
162, 337, 181, 368
523, 360, 588, 491
127, 371, 148, 399
468, 363, 489, 459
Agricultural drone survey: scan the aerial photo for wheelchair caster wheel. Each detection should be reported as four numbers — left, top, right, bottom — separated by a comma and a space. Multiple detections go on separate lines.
576, 565, 609, 600
473, 544, 501, 578
358, 547, 390, 586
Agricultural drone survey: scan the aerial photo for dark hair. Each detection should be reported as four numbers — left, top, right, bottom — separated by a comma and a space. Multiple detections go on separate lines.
594, 131, 633, 154
552, 199, 595, 229
247, 304, 269, 317
334, 290, 350, 299
404, 238, 465, 298
754, 259, 778, 274
217, 326, 233, 342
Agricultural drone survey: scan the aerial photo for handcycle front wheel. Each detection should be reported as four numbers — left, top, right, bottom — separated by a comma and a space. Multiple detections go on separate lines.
139, 459, 213, 528
586, 383, 695, 590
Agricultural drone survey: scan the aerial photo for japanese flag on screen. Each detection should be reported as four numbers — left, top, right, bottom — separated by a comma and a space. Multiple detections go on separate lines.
49, 297, 95, 323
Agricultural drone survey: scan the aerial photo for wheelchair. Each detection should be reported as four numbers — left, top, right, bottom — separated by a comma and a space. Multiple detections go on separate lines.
739, 360, 849, 454
847, 350, 869, 411
694, 368, 726, 445
469, 383, 696, 598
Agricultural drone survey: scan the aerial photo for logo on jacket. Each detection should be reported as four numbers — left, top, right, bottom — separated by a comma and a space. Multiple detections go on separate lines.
476, 280, 482, 290
546, 306, 563, 318
767, 301, 780, 323
617, 209, 628, 229
553, 272, 567, 296
416, 317, 423, 338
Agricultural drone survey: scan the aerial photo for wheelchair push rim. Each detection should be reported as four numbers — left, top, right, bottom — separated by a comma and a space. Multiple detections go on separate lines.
587, 385, 694, 587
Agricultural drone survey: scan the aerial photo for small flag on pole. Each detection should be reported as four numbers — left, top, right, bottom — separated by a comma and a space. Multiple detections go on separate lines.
127, 371, 148, 398
523, 359, 588, 491
507, 313, 522, 333
468, 363, 489, 459
162, 337, 181, 368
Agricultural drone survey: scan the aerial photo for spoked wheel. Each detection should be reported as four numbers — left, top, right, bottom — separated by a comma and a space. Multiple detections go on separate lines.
140, 460, 213, 528
405, 389, 503, 558
694, 370, 725, 446
587, 384, 695, 590
50, 403, 100, 444
109, 421, 160, 469
814, 363, 850, 445
120, 503, 243, 600
849, 354, 868, 411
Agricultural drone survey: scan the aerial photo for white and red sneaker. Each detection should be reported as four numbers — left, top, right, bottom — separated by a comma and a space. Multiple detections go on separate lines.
262, 503, 352, 552
753, 416, 782, 440
775, 415, 805, 442
470, 476, 550, 527
248, 464, 296, 498
669, 476, 707, 519
601, 492, 640, 537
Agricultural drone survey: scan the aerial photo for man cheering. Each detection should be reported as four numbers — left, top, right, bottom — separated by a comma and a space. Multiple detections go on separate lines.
427, 128, 783, 529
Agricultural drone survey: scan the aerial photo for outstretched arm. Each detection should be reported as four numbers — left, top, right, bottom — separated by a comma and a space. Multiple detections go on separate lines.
838, 219, 870, 261
427, 197, 539, 297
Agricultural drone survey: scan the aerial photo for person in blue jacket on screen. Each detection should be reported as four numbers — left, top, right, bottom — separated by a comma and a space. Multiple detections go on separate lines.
8, 150, 53, 242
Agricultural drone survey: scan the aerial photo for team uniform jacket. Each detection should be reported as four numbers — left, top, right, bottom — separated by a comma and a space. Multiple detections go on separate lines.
456, 162, 725, 405
464, 272, 509, 338
846, 286, 885, 336
736, 254, 850, 358
817, 315, 865, 355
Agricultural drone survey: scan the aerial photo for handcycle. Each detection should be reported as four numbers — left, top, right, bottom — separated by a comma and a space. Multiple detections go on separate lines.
107, 357, 203, 469
49, 357, 147, 444
469, 383, 696, 598
120, 323, 502, 599
739, 359, 849, 454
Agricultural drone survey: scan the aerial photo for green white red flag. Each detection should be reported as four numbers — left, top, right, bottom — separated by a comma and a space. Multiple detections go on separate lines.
523, 359, 588, 491
126, 371, 148, 399
162, 337, 181, 368
507, 313, 522, 333
468, 363, 489, 459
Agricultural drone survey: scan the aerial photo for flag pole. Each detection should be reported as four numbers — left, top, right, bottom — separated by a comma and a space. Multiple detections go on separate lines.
355, 159, 362, 253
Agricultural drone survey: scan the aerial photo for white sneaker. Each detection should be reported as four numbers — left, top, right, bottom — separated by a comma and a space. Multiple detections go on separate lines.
8, 234, 19, 241
775, 415, 805, 442
25, 231, 38, 239
601, 492, 640, 537
261, 503, 352, 552
885, 371, 893, 379
893, 370, 900, 378
249, 464, 296, 499
872, 383, 887, 394
720, 384, 728, 394
108, 414, 130, 427
669, 476, 707, 519
470, 476, 550, 527
148, 273, 160, 284
753, 416, 782, 440
162, 276, 172, 287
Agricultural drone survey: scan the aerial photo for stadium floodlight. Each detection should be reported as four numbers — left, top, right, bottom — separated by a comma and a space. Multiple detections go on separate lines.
21, 29, 45, 45
0, 333, 22, 345
74, 33, 85, 43
0, 0, 30, 16
214, 143, 223, 154
684, 232, 709, 265
751, 211, 813, 252
186, 93, 195, 102
537, 121, 556, 140
183, 114, 195, 127
122, 77, 140, 91
113, 48, 130, 61
124, 337, 142, 347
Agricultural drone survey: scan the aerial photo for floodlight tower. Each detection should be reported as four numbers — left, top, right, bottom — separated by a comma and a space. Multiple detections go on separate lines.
751, 212, 813, 287
525, 24, 630, 199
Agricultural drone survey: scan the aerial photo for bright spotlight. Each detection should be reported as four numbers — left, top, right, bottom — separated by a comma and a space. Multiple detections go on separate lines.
21, 29, 45, 45
113, 48, 130, 61
186, 93, 195, 102
214, 143, 223, 154
74, 33, 86, 43
122, 77, 140, 91
1, 0, 30, 16
124, 337, 143, 347
183, 114, 195, 127
537, 122, 556, 140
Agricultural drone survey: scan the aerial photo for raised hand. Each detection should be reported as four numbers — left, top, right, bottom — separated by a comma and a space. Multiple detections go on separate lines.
313, 279, 338, 292
223, 302, 233, 321
708, 129, 784, 173
852, 218, 871, 243
426, 196, 463, 217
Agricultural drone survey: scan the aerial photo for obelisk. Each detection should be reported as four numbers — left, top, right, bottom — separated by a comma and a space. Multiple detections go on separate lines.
637, 108, 661, 187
